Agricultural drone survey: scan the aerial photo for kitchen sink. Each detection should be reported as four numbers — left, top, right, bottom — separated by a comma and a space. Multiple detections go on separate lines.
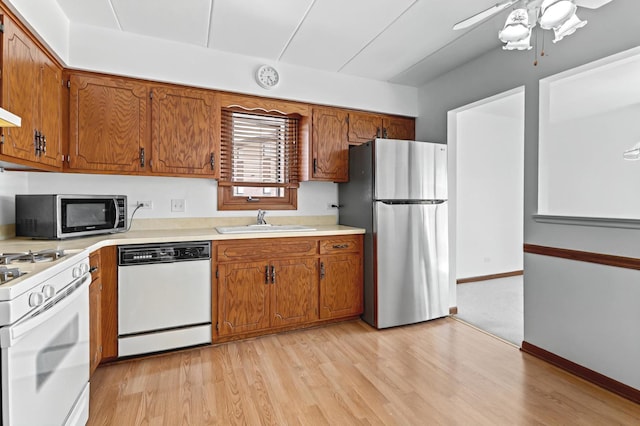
215, 224, 316, 234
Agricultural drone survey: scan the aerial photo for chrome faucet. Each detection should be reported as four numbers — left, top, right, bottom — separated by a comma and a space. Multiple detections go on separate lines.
257, 209, 267, 225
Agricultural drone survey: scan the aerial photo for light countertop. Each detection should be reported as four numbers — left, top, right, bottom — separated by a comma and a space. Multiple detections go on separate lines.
0, 224, 365, 254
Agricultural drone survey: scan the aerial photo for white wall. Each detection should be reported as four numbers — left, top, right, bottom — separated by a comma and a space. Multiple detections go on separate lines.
66, 23, 417, 117
454, 92, 524, 279
0, 171, 28, 225
416, 0, 640, 391
24, 172, 337, 220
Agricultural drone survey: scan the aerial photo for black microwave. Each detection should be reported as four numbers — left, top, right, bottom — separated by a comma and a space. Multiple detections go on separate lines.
15, 194, 127, 239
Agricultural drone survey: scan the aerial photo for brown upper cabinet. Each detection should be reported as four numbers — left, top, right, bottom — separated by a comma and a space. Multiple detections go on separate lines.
67, 72, 219, 177
68, 73, 148, 173
309, 107, 349, 183
347, 111, 415, 145
1, 13, 63, 170
150, 86, 219, 177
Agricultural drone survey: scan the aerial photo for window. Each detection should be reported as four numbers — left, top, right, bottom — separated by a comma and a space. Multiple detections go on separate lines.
218, 109, 299, 210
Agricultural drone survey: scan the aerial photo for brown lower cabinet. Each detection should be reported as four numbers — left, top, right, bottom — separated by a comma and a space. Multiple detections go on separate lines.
88, 250, 102, 376
214, 235, 363, 341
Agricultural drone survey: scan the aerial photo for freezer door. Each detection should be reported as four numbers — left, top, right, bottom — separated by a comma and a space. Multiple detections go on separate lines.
374, 201, 449, 328
374, 139, 447, 201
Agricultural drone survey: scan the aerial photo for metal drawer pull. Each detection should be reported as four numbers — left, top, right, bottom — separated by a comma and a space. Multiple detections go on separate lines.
332, 244, 349, 249
271, 265, 276, 284
265, 265, 269, 284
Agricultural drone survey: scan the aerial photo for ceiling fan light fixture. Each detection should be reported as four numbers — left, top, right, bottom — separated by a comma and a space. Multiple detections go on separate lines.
498, 9, 531, 44
539, 0, 576, 29
552, 13, 587, 42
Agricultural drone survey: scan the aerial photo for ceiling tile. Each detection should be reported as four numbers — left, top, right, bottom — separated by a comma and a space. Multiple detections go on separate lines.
280, 0, 415, 72
341, 0, 502, 82
56, 0, 120, 29
110, 0, 212, 46
209, 0, 314, 60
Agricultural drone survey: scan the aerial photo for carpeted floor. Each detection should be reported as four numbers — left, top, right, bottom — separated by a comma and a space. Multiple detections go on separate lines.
455, 275, 523, 345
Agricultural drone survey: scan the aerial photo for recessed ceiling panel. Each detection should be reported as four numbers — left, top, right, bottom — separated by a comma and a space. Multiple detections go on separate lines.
110, 0, 212, 46
209, 0, 314, 59
341, 0, 502, 82
56, 0, 120, 28
280, 0, 415, 72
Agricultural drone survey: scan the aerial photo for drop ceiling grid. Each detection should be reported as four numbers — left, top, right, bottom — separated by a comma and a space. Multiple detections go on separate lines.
208, 0, 314, 60
109, 0, 212, 46
279, 0, 415, 72
55, 0, 120, 29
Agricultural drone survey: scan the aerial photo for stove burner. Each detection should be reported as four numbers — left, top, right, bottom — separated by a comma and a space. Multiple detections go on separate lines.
0, 249, 67, 265
0, 266, 26, 284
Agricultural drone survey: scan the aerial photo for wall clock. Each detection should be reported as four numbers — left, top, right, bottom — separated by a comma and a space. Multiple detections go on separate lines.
255, 65, 280, 89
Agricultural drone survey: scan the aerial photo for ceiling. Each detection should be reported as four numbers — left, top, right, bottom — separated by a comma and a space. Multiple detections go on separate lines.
54, 0, 519, 87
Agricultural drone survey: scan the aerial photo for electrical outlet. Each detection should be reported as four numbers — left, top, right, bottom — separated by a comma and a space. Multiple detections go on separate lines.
171, 199, 185, 212
137, 201, 153, 209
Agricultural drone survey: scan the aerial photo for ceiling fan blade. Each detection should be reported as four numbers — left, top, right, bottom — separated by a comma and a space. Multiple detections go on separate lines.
575, 0, 613, 9
453, 0, 519, 31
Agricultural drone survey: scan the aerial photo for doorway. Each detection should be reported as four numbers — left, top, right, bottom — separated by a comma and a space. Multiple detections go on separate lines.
447, 87, 525, 345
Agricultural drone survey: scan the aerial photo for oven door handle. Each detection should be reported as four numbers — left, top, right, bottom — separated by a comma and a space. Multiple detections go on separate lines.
0, 273, 91, 348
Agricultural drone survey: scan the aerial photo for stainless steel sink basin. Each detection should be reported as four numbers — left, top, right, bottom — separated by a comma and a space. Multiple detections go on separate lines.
215, 224, 316, 234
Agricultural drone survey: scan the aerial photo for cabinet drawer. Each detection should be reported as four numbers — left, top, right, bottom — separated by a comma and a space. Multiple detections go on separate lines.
216, 238, 318, 262
319, 236, 362, 254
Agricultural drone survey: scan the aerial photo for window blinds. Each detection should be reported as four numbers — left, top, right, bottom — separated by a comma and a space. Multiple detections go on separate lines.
220, 109, 299, 187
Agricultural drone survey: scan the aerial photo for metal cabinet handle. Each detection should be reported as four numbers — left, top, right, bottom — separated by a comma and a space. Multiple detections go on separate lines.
271, 265, 276, 284
320, 262, 325, 279
382, 127, 388, 139
140, 148, 145, 167
376, 127, 381, 138
34, 130, 41, 155
313, 158, 318, 174
42, 135, 47, 154
210, 152, 215, 171
265, 265, 270, 284
89, 266, 98, 274
332, 244, 349, 249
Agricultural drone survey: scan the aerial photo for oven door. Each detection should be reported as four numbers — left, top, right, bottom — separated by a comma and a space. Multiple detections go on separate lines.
0, 274, 91, 426
60, 196, 120, 237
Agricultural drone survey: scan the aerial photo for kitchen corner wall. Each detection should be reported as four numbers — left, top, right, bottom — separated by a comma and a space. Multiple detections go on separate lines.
0, 171, 27, 226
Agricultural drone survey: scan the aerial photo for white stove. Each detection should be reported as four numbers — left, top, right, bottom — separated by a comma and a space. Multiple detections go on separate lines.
0, 247, 91, 426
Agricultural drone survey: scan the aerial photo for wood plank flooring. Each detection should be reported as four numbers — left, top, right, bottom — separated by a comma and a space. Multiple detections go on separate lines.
88, 318, 640, 425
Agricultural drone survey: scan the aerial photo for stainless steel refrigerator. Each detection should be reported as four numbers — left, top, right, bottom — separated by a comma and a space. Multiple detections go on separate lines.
338, 138, 449, 329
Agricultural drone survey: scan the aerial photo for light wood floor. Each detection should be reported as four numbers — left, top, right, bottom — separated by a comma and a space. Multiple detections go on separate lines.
88, 318, 640, 425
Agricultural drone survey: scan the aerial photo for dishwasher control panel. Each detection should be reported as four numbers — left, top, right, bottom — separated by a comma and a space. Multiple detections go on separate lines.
118, 241, 211, 265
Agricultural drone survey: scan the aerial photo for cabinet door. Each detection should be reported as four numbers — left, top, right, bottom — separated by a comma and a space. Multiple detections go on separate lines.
384, 116, 415, 141
1, 16, 40, 163
150, 86, 219, 177
89, 250, 102, 375
89, 277, 102, 376
311, 107, 348, 182
347, 112, 382, 145
38, 53, 63, 168
218, 261, 271, 336
319, 254, 363, 319
68, 74, 148, 172
270, 258, 318, 327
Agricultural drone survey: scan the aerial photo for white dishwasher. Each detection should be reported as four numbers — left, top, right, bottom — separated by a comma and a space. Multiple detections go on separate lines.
117, 241, 212, 357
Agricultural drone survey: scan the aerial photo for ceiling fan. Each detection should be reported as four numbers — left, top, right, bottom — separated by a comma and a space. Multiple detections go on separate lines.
453, 0, 614, 51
